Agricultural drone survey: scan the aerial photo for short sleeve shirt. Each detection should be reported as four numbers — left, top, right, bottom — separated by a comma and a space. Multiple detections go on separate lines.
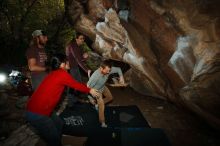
26, 46, 47, 68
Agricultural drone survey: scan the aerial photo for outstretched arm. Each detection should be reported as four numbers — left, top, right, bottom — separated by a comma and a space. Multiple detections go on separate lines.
110, 67, 125, 84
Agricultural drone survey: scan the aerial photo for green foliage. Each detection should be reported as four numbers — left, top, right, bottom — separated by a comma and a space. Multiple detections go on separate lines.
46, 18, 74, 53
81, 43, 92, 52
85, 56, 100, 71
0, 0, 75, 66
80, 42, 101, 71
62, 29, 75, 47
0, 0, 101, 71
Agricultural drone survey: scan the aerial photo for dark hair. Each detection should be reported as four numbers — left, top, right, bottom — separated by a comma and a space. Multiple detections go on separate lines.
41, 30, 47, 36
100, 60, 112, 68
51, 53, 66, 70
75, 32, 84, 39
105, 0, 114, 3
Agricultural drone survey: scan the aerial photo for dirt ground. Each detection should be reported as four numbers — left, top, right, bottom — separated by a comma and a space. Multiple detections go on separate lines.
41, 86, 220, 146
58, 86, 220, 146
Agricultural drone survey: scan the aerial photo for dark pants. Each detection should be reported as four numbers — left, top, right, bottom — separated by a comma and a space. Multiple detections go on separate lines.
31, 72, 47, 90
70, 66, 82, 83
26, 111, 63, 146
67, 66, 82, 106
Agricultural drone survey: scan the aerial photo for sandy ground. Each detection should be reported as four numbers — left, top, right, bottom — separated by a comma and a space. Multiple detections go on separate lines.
36, 86, 220, 146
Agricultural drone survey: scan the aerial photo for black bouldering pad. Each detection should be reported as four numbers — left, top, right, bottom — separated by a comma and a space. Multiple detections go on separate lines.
105, 105, 150, 128
85, 127, 171, 146
60, 103, 150, 136
60, 103, 99, 136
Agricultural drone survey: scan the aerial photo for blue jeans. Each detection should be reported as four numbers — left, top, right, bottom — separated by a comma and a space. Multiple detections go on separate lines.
25, 111, 63, 146
67, 66, 82, 106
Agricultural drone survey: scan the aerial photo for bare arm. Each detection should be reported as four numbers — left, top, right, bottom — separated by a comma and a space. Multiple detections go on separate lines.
110, 67, 125, 84
119, 76, 125, 84
28, 58, 46, 72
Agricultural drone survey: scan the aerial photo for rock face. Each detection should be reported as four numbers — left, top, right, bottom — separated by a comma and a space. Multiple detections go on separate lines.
65, 0, 220, 129
2, 125, 39, 146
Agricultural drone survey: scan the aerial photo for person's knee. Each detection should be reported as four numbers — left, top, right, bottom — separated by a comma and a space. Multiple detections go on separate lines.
105, 94, 113, 102
109, 95, 113, 101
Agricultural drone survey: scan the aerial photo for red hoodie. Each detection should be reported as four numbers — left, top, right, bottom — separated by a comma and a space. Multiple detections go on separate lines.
27, 69, 90, 116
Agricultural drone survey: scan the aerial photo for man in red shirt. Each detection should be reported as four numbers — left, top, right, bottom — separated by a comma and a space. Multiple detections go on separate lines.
25, 53, 99, 146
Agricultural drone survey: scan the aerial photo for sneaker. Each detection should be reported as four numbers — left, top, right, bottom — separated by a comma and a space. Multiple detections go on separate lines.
101, 122, 108, 128
95, 104, 99, 111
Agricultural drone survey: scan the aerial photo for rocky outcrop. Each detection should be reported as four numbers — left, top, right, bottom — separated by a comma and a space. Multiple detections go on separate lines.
2, 125, 39, 146
158, 0, 220, 129
64, 0, 220, 129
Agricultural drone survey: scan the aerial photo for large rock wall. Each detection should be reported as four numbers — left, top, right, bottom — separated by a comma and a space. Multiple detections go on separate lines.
65, 0, 220, 129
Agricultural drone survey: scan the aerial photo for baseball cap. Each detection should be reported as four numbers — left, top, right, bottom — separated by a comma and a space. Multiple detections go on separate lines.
32, 30, 46, 37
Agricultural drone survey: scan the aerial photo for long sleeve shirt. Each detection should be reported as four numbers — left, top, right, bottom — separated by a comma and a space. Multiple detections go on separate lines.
65, 41, 89, 73
87, 67, 122, 99
27, 69, 90, 116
